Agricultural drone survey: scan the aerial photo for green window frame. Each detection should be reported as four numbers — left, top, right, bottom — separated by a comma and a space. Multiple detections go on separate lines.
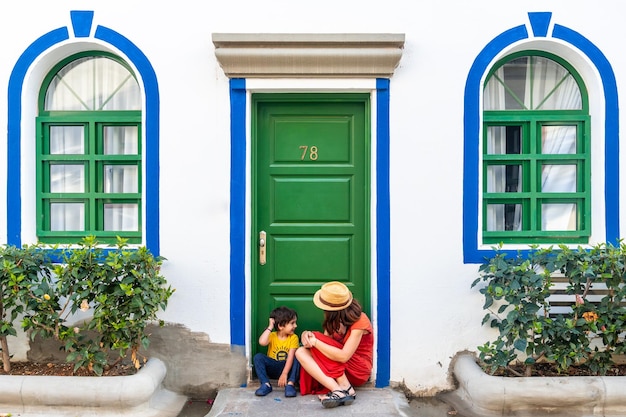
36, 52, 142, 244
482, 51, 590, 244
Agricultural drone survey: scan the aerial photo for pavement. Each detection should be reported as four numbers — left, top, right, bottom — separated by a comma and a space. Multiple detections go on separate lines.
189, 385, 458, 417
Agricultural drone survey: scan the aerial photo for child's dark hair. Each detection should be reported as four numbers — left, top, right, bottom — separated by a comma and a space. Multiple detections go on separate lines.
270, 306, 297, 327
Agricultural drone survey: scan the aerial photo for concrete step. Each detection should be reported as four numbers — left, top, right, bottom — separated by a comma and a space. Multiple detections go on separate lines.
207, 385, 414, 417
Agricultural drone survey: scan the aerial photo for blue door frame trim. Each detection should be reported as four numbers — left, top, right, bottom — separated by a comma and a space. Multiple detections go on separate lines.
463, 12, 619, 263
228, 80, 392, 387
375, 78, 391, 387
229, 78, 247, 349
7, 11, 160, 255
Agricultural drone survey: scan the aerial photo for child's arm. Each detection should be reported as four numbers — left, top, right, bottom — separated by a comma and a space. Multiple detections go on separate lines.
258, 317, 275, 346
278, 347, 297, 387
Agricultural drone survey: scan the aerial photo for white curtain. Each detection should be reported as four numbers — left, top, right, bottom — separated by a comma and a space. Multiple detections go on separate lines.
104, 204, 138, 231
485, 125, 523, 232
45, 57, 141, 111
46, 57, 140, 232
532, 57, 580, 231
484, 56, 582, 232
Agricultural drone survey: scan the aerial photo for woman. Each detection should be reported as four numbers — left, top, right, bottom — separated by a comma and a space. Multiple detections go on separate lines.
296, 281, 373, 408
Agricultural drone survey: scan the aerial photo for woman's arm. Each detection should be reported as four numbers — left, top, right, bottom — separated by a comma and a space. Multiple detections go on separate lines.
310, 329, 365, 363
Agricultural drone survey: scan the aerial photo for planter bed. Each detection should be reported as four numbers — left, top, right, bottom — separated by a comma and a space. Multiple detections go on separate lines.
444, 353, 626, 417
0, 357, 186, 417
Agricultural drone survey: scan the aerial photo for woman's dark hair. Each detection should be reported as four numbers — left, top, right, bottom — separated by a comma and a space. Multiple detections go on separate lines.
270, 306, 297, 327
322, 299, 362, 336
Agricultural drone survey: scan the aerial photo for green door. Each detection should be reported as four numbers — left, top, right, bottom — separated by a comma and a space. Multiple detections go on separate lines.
252, 93, 370, 350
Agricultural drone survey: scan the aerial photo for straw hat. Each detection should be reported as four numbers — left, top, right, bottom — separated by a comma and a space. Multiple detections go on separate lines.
313, 281, 353, 311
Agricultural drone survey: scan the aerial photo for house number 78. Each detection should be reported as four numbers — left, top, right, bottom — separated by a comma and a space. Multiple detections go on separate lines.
299, 145, 318, 161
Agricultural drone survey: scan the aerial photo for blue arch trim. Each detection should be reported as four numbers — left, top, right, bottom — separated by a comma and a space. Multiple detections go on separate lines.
8, 27, 70, 246
528, 12, 551, 37
462, 25, 528, 263
463, 15, 620, 263
95, 25, 161, 255
7, 13, 160, 256
376, 78, 391, 388
552, 24, 620, 244
70, 10, 93, 37
229, 78, 246, 348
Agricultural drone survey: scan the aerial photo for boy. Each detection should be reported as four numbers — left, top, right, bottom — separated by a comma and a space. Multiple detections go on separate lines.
253, 306, 300, 397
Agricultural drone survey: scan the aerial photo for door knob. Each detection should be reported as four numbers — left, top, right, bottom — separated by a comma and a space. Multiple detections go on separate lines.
259, 231, 266, 265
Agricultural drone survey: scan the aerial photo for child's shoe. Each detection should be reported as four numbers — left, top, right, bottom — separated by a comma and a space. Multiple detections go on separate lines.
285, 384, 297, 397
255, 383, 272, 396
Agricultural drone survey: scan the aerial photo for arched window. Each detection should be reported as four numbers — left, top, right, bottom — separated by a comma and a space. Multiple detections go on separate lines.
482, 51, 590, 244
36, 52, 142, 243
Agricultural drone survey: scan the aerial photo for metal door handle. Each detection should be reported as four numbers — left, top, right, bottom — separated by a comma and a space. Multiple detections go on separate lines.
259, 231, 266, 265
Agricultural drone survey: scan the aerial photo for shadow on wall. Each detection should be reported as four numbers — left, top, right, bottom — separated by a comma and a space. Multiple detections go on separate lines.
27, 323, 248, 399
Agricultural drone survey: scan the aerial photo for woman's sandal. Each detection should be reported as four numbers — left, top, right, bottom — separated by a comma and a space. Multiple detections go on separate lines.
321, 390, 351, 409
342, 385, 356, 405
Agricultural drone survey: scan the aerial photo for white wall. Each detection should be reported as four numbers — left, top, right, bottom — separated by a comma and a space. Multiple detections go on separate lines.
0, 0, 625, 394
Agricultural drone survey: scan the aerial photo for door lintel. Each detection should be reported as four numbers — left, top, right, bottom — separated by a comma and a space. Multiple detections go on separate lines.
212, 33, 405, 78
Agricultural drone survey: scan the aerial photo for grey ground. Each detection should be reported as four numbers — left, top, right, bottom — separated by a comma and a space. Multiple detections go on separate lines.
176, 386, 457, 417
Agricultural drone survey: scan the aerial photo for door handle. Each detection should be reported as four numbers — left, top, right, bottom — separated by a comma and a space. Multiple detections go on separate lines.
259, 231, 266, 265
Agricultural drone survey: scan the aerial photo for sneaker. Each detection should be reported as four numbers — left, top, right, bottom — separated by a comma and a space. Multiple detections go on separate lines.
285, 384, 297, 397
255, 383, 272, 396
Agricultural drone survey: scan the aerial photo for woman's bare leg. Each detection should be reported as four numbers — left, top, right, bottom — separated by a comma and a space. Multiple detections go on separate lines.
295, 347, 343, 397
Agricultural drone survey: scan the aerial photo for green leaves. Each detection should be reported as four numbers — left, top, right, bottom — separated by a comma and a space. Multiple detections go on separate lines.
474, 241, 626, 376
1, 236, 174, 376
0, 243, 51, 371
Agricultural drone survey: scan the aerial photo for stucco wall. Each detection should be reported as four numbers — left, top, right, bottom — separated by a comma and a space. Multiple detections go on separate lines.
0, 0, 624, 397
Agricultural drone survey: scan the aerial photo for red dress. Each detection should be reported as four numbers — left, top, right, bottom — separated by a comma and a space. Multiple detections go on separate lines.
299, 313, 373, 395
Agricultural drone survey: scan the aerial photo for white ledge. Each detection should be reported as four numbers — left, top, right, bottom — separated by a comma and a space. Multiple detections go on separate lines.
445, 353, 626, 417
212, 33, 405, 78
0, 357, 187, 416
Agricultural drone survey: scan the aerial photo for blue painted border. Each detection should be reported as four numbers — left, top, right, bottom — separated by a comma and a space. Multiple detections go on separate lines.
463, 15, 619, 263
95, 25, 161, 255
552, 24, 620, 244
7, 13, 160, 255
227, 80, 392, 386
229, 78, 247, 348
375, 78, 391, 388
70, 10, 93, 37
8, 27, 70, 246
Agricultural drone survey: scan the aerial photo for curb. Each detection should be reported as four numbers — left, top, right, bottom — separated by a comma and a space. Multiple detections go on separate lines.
0, 358, 187, 416
444, 353, 626, 417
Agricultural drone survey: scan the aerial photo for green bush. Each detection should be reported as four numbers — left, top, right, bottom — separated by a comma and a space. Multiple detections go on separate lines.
0, 244, 51, 372
2, 236, 174, 375
472, 242, 626, 376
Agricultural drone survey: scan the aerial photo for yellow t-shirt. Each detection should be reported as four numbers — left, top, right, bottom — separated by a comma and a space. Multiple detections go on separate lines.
267, 332, 299, 361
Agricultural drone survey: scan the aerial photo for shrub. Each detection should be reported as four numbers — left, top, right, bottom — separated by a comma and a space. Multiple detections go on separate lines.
0, 244, 51, 372
5, 236, 174, 376
472, 242, 626, 376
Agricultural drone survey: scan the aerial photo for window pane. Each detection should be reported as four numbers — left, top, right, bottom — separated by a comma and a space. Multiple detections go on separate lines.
50, 126, 84, 154
45, 56, 141, 111
104, 165, 138, 193
542, 165, 576, 192
484, 56, 582, 110
542, 125, 576, 154
50, 203, 84, 231
542, 203, 576, 231
104, 204, 138, 231
486, 126, 521, 154
487, 165, 522, 192
104, 126, 138, 154
486, 204, 522, 231
50, 165, 84, 192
